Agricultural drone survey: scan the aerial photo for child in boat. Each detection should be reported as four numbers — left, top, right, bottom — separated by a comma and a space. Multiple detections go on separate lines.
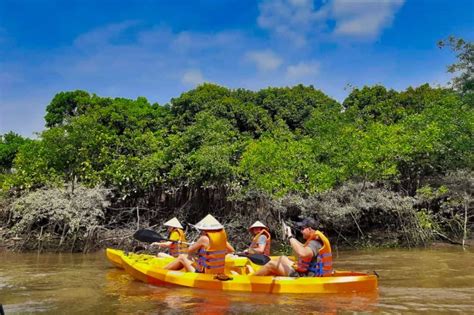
251, 217, 333, 277
244, 221, 271, 256
151, 217, 187, 258
163, 214, 235, 273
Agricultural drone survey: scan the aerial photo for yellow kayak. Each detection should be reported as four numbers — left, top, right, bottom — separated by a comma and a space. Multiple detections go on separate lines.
106, 248, 127, 268
115, 248, 378, 294
106, 248, 250, 271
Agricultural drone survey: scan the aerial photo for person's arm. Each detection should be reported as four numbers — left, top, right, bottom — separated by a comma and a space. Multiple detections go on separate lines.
151, 241, 172, 248
284, 226, 313, 258
186, 235, 207, 254
250, 235, 267, 254
152, 229, 180, 248
289, 238, 313, 258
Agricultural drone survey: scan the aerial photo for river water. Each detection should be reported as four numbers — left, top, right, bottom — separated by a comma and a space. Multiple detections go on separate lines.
1, 247, 473, 314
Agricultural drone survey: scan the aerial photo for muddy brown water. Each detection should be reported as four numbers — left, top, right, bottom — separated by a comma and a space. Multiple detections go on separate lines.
1, 247, 473, 314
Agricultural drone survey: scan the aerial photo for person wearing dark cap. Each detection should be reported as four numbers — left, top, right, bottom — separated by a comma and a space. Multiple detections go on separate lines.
252, 217, 333, 277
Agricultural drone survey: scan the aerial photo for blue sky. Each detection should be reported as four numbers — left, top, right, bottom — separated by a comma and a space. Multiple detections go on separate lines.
0, 0, 473, 137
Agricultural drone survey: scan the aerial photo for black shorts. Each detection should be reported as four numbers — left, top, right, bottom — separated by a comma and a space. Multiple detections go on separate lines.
288, 270, 316, 277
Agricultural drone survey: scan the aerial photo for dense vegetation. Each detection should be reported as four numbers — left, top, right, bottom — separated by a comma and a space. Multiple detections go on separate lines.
0, 37, 472, 252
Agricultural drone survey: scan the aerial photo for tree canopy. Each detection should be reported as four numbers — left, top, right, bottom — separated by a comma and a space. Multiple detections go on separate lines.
1, 38, 472, 199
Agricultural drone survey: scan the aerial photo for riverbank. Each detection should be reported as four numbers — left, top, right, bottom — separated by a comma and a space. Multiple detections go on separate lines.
1, 214, 471, 253
1, 171, 472, 253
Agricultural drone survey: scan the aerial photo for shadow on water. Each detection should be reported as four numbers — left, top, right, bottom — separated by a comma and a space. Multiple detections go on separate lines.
1, 247, 473, 314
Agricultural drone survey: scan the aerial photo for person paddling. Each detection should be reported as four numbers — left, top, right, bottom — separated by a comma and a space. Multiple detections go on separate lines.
251, 217, 333, 277
164, 214, 235, 273
244, 221, 271, 255
152, 217, 187, 258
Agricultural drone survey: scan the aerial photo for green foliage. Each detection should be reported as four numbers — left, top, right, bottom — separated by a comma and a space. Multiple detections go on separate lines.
5, 76, 473, 199
239, 126, 338, 196
347, 123, 403, 180
7, 95, 171, 194
416, 210, 436, 230
45, 90, 102, 127
343, 85, 401, 125
397, 84, 452, 114
438, 36, 474, 102
170, 84, 232, 128
166, 112, 241, 187
417, 185, 448, 198
5, 139, 63, 189
255, 84, 342, 131
0, 132, 30, 172
397, 89, 473, 184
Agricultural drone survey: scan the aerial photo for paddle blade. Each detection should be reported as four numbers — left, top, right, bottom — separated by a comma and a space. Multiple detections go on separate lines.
133, 229, 165, 243
236, 253, 271, 266
247, 253, 271, 265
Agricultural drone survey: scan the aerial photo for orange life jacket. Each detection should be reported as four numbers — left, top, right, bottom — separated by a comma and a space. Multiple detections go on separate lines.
250, 229, 271, 255
295, 230, 333, 277
168, 228, 187, 257
196, 229, 228, 274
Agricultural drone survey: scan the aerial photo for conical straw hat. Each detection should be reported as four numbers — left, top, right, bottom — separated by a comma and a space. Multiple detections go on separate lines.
163, 217, 184, 229
194, 214, 224, 230
249, 220, 268, 230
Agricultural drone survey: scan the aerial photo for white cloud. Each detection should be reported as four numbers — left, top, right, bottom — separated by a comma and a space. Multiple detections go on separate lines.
286, 61, 320, 79
73, 20, 139, 49
53, 24, 244, 89
258, 0, 324, 46
172, 31, 243, 52
257, 0, 405, 43
182, 69, 205, 86
288, 0, 312, 6
246, 50, 283, 71
331, 0, 405, 39
137, 26, 174, 46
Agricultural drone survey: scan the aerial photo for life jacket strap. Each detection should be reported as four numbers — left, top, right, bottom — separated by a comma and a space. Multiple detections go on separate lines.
198, 249, 227, 255
198, 257, 225, 263
197, 260, 226, 269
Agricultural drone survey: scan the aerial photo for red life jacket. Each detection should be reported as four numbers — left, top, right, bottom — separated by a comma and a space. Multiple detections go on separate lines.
295, 230, 333, 277
250, 229, 271, 255
196, 229, 228, 274
168, 228, 187, 257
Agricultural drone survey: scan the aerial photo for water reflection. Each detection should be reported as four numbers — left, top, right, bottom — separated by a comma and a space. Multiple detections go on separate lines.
103, 268, 379, 314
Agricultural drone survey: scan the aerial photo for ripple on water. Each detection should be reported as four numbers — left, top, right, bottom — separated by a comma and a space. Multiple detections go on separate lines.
3, 299, 56, 314
2, 249, 474, 313
380, 286, 474, 313
0, 275, 14, 289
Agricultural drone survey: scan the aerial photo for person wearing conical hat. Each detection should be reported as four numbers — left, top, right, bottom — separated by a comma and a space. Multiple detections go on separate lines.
164, 214, 235, 274
244, 220, 271, 256
152, 217, 187, 258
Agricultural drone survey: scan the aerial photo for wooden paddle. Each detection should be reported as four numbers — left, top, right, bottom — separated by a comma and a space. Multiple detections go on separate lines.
133, 229, 270, 265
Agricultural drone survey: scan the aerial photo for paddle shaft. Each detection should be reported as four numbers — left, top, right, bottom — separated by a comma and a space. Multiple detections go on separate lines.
159, 238, 193, 245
